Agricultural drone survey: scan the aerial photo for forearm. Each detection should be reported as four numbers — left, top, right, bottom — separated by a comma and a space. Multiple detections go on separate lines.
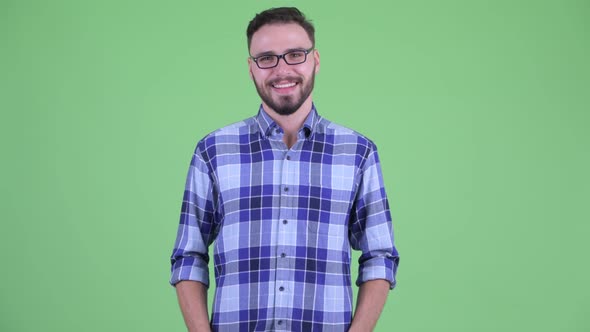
176, 280, 211, 332
349, 279, 390, 332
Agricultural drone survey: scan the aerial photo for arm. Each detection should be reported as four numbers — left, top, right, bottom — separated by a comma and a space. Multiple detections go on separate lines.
348, 279, 391, 332
170, 144, 219, 329
349, 144, 400, 329
176, 281, 211, 332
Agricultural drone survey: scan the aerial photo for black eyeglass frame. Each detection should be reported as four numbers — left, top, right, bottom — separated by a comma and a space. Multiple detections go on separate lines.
250, 47, 315, 69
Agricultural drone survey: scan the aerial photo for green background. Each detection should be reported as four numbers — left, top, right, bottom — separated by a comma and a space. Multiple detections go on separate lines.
1, 0, 589, 331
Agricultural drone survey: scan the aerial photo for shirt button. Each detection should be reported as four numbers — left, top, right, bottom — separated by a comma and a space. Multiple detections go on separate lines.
284, 187, 289, 192
278, 320, 283, 325
286, 155, 291, 160
279, 286, 284, 291
282, 219, 288, 225
281, 253, 286, 258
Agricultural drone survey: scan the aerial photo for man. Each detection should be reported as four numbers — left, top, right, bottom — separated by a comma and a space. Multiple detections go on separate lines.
170, 7, 399, 332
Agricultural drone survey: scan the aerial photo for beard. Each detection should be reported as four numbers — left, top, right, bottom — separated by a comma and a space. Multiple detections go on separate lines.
253, 68, 316, 116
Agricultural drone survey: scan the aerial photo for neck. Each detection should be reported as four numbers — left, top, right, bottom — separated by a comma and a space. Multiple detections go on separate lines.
263, 99, 313, 148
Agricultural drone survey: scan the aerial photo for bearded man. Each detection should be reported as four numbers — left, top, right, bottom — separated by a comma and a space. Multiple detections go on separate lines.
170, 7, 399, 332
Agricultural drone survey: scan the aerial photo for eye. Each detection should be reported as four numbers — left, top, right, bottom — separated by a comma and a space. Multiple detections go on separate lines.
257, 55, 276, 64
287, 51, 304, 59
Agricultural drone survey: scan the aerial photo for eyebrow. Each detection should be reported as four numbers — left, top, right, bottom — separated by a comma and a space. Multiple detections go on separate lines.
253, 47, 310, 57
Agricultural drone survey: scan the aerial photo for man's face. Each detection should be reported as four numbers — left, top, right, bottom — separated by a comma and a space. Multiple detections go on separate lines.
248, 23, 320, 116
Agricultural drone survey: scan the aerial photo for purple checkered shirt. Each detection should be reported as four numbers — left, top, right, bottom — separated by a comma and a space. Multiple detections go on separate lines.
170, 105, 399, 331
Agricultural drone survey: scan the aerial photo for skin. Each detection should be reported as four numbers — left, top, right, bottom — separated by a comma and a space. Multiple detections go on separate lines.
349, 279, 391, 332
248, 23, 320, 148
176, 22, 390, 332
176, 281, 211, 332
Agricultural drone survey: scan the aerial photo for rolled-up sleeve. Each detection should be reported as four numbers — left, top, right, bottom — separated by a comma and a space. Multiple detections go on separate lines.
170, 145, 218, 287
349, 145, 400, 289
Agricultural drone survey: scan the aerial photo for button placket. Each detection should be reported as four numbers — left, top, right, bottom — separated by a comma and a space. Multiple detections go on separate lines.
275, 145, 300, 327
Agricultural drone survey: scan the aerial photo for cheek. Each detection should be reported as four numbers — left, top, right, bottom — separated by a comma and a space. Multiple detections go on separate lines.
252, 71, 270, 84
300, 64, 316, 77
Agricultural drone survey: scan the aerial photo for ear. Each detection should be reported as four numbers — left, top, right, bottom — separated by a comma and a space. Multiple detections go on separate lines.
248, 57, 255, 80
313, 49, 320, 74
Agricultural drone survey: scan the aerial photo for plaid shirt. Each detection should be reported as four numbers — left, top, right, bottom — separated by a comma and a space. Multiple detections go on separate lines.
170, 105, 399, 331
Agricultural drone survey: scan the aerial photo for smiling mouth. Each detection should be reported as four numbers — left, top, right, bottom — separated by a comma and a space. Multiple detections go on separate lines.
272, 82, 297, 89
270, 77, 301, 90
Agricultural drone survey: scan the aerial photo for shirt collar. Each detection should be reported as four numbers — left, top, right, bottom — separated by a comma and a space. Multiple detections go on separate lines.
256, 104, 320, 139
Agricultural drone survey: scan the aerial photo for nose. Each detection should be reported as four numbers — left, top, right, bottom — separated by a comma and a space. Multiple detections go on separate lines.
274, 55, 292, 72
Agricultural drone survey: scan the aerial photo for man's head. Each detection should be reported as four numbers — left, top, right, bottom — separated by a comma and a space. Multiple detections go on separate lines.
247, 7, 320, 116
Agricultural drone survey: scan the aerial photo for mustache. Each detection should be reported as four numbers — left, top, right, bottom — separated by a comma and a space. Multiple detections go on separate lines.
268, 76, 302, 85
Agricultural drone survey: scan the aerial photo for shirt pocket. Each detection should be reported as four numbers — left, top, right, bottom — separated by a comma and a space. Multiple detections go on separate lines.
305, 163, 356, 226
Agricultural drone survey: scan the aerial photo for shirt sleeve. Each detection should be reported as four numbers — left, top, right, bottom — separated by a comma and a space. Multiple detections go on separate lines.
169, 144, 219, 287
349, 144, 400, 289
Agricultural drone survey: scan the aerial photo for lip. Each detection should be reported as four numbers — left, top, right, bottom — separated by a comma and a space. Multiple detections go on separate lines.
270, 78, 300, 94
272, 82, 298, 94
273, 82, 297, 89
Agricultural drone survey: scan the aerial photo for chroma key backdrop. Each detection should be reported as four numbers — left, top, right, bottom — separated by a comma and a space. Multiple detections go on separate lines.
1, 1, 588, 331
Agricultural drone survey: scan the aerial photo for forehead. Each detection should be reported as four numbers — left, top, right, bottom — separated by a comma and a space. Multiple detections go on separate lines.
250, 23, 312, 54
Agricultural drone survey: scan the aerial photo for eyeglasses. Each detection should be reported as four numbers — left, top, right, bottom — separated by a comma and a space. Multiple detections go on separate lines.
250, 47, 314, 69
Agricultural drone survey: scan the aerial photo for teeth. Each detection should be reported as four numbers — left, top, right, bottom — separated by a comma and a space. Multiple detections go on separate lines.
273, 82, 296, 88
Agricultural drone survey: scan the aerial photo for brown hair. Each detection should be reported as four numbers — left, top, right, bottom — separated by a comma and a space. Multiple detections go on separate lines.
246, 7, 315, 49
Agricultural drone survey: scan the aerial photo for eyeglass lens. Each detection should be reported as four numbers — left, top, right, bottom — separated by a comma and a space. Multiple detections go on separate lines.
257, 50, 308, 68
